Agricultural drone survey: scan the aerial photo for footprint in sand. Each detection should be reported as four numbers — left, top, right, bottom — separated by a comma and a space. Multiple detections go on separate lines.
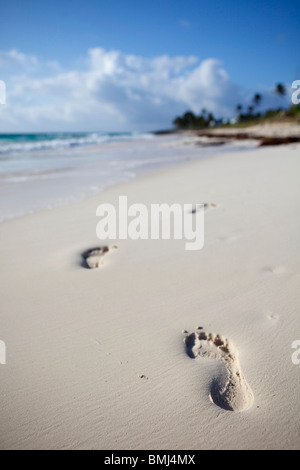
81, 245, 117, 269
191, 203, 218, 214
267, 313, 279, 321
262, 265, 286, 275
184, 328, 254, 412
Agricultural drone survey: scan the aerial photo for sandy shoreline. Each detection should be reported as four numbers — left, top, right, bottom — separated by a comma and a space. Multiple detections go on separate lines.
201, 121, 300, 138
0, 142, 300, 449
176, 121, 300, 147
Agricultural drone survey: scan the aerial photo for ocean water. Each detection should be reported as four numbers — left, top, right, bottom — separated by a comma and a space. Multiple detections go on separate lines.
0, 131, 152, 155
0, 131, 251, 222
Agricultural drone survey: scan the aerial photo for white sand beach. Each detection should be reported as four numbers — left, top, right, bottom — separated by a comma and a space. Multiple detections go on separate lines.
0, 140, 300, 449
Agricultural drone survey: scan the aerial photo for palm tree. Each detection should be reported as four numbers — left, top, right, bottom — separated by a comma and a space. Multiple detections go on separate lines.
182, 111, 197, 128
173, 116, 184, 128
252, 93, 262, 108
236, 104, 242, 114
275, 83, 286, 96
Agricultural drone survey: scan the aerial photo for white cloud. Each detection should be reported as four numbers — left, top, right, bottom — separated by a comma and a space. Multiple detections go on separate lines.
0, 49, 38, 68
0, 47, 291, 132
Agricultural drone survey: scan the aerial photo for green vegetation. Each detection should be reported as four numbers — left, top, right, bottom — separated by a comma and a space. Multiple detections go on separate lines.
286, 105, 300, 118
173, 83, 299, 131
173, 109, 215, 130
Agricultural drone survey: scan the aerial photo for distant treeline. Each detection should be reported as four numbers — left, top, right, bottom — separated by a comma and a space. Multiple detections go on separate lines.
173, 83, 300, 130
173, 110, 216, 129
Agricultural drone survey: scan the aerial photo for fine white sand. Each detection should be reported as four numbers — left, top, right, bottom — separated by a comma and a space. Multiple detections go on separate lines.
0, 142, 299, 449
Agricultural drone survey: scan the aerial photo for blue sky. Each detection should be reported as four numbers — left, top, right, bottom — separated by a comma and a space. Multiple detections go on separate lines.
0, 0, 299, 132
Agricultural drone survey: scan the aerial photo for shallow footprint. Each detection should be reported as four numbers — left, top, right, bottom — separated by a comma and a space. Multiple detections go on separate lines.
191, 203, 218, 214
82, 245, 117, 269
184, 329, 254, 412
262, 265, 286, 275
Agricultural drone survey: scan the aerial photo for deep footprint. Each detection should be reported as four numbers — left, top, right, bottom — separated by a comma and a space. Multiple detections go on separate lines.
82, 245, 117, 269
184, 329, 254, 412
